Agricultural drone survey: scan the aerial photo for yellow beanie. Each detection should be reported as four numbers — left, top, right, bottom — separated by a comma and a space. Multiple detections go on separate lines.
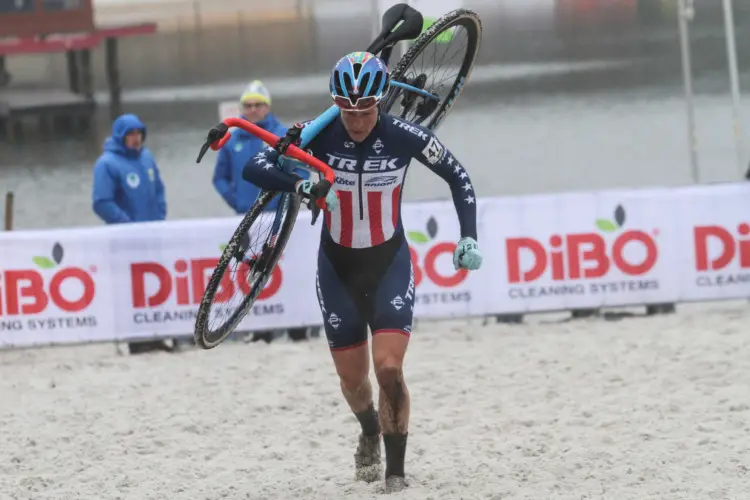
241, 80, 271, 105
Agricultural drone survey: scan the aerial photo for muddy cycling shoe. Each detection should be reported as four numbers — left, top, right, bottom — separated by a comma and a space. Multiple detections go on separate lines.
354, 433, 382, 483
384, 475, 408, 494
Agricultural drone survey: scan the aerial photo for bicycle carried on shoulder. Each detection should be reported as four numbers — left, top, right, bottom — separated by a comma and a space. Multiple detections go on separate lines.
192, 3, 483, 349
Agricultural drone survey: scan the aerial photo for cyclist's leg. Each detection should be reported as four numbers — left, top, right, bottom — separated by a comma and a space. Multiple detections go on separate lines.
317, 248, 382, 481
317, 248, 370, 405
370, 236, 415, 484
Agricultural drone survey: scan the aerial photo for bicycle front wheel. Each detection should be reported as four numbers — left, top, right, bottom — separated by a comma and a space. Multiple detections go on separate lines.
194, 190, 301, 349
381, 9, 482, 131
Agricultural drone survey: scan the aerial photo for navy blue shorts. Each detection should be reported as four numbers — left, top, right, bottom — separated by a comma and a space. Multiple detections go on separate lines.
315, 232, 415, 350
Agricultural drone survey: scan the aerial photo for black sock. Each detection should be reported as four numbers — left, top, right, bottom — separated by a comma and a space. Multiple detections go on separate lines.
383, 433, 408, 478
354, 403, 380, 437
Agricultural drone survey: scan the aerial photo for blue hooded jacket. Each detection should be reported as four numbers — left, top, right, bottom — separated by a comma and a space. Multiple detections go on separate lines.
92, 114, 167, 224
212, 113, 308, 213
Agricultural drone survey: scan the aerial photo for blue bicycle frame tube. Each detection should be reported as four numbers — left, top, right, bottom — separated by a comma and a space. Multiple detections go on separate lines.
299, 104, 341, 149
390, 80, 440, 101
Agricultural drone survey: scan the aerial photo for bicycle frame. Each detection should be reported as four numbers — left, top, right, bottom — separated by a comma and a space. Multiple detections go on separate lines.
203, 3, 436, 226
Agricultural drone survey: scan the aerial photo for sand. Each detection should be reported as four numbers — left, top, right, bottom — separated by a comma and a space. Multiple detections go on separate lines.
1, 302, 749, 500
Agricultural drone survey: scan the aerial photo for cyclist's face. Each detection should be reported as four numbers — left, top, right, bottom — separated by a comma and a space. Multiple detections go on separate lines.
341, 106, 378, 142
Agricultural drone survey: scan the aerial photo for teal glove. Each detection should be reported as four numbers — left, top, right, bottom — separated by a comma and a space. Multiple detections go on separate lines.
295, 179, 339, 212
454, 237, 482, 270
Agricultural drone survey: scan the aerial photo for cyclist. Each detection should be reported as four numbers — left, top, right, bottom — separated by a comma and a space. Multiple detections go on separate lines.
242, 51, 482, 493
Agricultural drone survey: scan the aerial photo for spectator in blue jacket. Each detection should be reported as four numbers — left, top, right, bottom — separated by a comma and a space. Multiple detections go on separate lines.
92, 113, 172, 355
213, 80, 293, 214
92, 113, 167, 223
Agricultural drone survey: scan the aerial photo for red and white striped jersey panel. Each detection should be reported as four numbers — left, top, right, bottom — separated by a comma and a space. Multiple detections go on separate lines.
325, 168, 407, 248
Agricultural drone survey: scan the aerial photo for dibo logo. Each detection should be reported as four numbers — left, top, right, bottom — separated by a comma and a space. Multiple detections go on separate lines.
0, 242, 97, 316
506, 204, 659, 283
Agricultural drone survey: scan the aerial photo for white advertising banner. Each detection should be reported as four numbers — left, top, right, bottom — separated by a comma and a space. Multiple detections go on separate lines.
0, 228, 116, 346
2, 182, 750, 348
485, 188, 683, 313
105, 214, 323, 341
672, 183, 750, 301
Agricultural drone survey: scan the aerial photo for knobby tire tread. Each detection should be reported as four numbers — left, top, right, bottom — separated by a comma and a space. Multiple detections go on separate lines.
385, 9, 482, 130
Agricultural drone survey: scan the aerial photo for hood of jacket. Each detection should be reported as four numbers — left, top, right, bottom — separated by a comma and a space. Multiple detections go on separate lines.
103, 114, 148, 158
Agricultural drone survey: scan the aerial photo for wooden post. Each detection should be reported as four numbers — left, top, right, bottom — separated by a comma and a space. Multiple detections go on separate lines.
0, 56, 9, 87
79, 49, 93, 99
4, 191, 13, 231
105, 38, 122, 121
66, 50, 80, 93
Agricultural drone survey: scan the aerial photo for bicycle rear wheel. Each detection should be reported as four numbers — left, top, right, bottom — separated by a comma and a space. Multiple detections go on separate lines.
381, 9, 482, 131
194, 190, 301, 349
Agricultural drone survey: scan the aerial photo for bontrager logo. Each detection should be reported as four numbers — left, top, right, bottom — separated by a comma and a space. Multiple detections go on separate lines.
364, 175, 398, 187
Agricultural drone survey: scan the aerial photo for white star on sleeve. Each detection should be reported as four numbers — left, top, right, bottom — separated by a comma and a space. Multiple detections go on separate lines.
453, 165, 461, 174
459, 171, 468, 179
465, 195, 475, 204
447, 156, 454, 165
462, 183, 473, 192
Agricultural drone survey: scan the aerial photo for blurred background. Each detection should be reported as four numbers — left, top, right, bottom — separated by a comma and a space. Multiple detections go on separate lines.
1, 0, 750, 230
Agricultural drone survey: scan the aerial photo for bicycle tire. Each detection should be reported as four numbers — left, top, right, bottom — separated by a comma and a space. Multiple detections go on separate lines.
194, 190, 301, 349
381, 9, 482, 131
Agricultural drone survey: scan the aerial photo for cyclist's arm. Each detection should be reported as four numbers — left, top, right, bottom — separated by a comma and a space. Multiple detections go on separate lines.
241, 120, 320, 191
242, 147, 305, 192
410, 127, 478, 240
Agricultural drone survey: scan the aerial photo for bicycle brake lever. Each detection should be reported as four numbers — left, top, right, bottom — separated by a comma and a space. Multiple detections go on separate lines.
196, 123, 229, 163
307, 179, 332, 226
196, 141, 210, 163
309, 195, 322, 225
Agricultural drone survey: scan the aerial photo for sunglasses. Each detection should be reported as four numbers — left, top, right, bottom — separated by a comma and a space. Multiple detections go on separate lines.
332, 95, 379, 112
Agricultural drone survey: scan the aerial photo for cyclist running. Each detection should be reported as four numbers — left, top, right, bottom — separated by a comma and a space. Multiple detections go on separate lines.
242, 51, 482, 493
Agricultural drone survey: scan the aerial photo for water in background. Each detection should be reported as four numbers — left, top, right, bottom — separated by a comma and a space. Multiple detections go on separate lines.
2, 0, 750, 230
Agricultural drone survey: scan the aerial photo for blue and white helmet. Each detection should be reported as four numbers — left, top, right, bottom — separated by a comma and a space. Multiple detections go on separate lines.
330, 51, 390, 110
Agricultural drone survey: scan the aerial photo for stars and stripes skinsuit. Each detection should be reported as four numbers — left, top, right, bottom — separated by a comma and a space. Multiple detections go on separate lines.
243, 112, 477, 350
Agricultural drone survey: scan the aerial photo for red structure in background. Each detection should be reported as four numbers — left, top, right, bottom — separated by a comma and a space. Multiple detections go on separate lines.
555, 0, 638, 28
0, 0, 157, 141
0, 0, 96, 38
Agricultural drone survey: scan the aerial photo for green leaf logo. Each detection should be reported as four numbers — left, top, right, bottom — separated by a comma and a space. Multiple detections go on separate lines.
32, 242, 65, 269
407, 231, 429, 244
595, 205, 627, 233
33, 256, 56, 269
595, 219, 618, 233
407, 216, 441, 245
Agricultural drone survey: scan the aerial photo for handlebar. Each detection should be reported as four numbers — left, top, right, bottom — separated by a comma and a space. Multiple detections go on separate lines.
196, 117, 337, 216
